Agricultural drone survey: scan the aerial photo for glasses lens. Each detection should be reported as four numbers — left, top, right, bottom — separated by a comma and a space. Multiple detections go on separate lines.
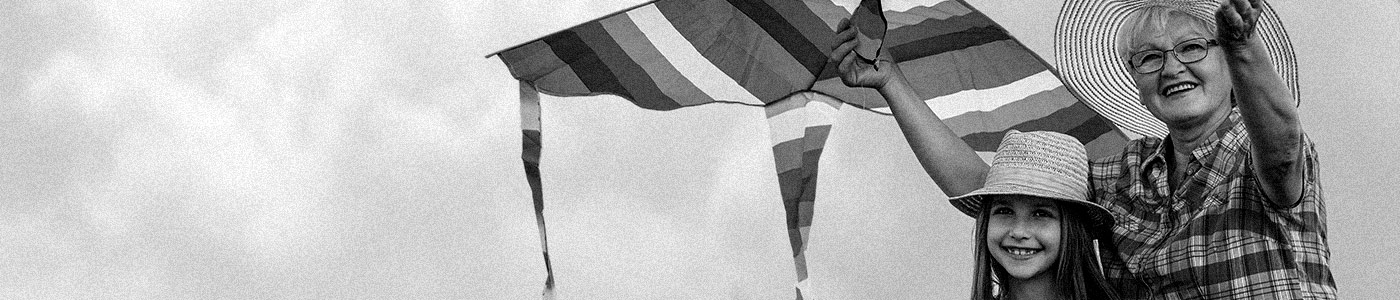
1131, 51, 1165, 73
1175, 39, 1210, 63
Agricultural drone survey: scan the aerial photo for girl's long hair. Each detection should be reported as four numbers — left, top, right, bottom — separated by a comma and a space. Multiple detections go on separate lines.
969, 200, 1120, 300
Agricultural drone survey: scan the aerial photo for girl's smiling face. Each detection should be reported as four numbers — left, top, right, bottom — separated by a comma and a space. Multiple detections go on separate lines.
985, 195, 1062, 280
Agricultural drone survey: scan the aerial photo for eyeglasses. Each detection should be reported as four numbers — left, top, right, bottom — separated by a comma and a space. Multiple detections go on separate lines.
1127, 38, 1219, 74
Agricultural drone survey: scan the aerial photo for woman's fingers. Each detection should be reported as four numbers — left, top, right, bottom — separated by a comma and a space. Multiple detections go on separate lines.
1237, 0, 1260, 24
1216, 0, 1257, 49
1219, 0, 1243, 28
1245, 0, 1262, 24
1229, 0, 1259, 28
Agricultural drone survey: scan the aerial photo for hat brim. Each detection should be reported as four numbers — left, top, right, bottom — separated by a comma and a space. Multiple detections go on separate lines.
1053, 0, 1300, 139
949, 188, 1116, 230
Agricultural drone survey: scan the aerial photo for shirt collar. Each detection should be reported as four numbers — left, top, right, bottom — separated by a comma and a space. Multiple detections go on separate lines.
1141, 109, 1242, 173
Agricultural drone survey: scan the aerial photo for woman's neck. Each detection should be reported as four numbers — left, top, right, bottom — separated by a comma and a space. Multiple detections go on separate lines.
1166, 108, 1231, 158
1163, 108, 1231, 190
1004, 272, 1059, 300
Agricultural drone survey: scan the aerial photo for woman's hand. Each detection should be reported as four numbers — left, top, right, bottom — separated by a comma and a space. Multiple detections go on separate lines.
1216, 0, 1263, 52
830, 19, 902, 89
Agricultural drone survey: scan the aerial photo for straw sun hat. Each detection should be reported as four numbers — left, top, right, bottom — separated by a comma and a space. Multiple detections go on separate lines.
1053, 0, 1300, 138
948, 131, 1114, 229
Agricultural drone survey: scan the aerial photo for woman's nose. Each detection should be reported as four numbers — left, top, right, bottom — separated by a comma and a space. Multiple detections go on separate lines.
1160, 52, 1189, 75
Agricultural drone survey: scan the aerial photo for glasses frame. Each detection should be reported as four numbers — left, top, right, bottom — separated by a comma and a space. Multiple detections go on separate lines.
1127, 38, 1219, 74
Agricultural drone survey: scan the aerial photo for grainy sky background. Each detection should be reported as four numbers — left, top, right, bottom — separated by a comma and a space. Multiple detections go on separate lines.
3, 0, 1398, 299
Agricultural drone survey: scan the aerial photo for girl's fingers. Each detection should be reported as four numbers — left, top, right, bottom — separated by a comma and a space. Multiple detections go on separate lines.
829, 22, 860, 66
829, 38, 857, 63
834, 24, 856, 42
840, 49, 857, 73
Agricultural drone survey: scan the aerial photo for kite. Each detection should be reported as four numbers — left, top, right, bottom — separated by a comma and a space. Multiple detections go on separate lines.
850, 0, 885, 64
490, 0, 1134, 298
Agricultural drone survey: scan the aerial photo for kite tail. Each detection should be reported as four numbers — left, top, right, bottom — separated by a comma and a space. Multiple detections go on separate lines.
766, 92, 841, 300
520, 81, 555, 298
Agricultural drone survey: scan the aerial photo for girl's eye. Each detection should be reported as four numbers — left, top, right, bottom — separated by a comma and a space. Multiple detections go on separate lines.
1032, 210, 1057, 218
992, 207, 1014, 215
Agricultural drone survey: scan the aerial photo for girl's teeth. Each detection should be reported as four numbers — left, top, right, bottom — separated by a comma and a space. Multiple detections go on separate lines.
1006, 247, 1040, 256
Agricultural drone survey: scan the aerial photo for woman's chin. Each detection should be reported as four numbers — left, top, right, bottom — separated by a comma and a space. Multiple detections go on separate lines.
1148, 96, 1232, 128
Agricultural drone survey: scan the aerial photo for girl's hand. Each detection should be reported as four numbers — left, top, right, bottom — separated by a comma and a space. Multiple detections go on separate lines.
830, 19, 901, 89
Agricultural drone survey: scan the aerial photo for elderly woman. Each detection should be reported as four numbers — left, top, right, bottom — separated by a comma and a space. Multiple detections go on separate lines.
829, 0, 1333, 298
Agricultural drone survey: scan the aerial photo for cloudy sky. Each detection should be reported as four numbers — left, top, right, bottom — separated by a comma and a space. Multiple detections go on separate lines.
3, 0, 1399, 299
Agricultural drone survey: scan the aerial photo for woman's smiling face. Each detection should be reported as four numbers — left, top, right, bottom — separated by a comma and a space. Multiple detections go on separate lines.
985, 195, 1062, 280
1121, 9, 1234, 129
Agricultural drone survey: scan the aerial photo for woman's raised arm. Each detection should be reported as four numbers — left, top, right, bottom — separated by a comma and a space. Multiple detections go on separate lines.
1218, 0, 1306, 207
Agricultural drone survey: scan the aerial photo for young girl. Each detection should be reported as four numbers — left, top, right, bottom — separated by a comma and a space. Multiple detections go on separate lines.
946, 131, 1119, 300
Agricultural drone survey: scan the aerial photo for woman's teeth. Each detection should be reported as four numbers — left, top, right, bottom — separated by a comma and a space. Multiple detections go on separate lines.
1164, 83, 1197, 95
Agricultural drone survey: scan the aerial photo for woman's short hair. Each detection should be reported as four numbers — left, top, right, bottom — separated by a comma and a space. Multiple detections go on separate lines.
1114, 6, 1218, 62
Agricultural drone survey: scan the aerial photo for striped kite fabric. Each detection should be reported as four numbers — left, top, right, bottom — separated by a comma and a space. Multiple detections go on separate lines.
764, 91, 841, 298
497, 0, 1126, 151
851, 0, 886, 61
494, 0, 1132, 298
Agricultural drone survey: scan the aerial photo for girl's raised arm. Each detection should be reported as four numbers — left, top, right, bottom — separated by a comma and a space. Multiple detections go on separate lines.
830, 19, 990, 197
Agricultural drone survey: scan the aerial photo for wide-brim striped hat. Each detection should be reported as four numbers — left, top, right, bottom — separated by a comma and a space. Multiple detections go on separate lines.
948, 130, 1114, 230
1054, 0, 1300, 138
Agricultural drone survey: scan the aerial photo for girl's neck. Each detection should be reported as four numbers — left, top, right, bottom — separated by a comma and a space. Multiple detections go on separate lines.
1004, 272, 1059, 300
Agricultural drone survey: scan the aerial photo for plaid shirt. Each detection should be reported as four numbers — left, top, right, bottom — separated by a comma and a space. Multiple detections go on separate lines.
1089, 110, 1335, 299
